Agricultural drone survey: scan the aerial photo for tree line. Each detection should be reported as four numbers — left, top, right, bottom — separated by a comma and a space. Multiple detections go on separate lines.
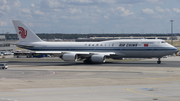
3, 33, 180, 40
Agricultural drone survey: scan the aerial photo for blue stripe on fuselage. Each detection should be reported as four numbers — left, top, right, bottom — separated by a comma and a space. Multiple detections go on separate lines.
23, 47, 177, 51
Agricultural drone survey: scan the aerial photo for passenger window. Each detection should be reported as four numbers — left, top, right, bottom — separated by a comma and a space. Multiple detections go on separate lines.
112, 43, 114, 46
92, 44, 94, 46
96, 44, 99, 46
89, 44, 91, 46
100, 44, 103, 46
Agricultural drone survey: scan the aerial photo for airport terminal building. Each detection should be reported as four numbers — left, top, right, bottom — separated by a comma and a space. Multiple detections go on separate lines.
0, 35, 16, 52
76, 36, 180, 42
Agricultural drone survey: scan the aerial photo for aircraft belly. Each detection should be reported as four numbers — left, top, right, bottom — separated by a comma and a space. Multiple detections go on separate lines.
120, 50, 166, 58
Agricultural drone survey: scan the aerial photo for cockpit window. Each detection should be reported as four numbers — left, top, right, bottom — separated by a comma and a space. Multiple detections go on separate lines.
161, 41, 166, 43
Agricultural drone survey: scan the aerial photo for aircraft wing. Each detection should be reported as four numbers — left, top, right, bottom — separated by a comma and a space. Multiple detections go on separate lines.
34, 51, 116, 56
14, 44, 34, 48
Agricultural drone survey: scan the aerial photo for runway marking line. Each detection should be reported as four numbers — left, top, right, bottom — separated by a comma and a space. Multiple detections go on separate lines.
126, 85, 180, 100
0, 98, 21, 101
0, 88, 124, 97
147, 78, 158, 79
0, 70, 56, 79
0, 71, 25, 80
35, 71, 56, 78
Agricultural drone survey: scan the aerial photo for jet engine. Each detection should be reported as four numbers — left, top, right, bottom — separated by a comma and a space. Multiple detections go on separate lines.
91, 55, 106, 63
62, 54, 78, 61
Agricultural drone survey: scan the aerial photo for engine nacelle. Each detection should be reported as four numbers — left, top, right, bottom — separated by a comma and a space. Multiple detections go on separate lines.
62, 54, 78, 61
91, 55, 106, 63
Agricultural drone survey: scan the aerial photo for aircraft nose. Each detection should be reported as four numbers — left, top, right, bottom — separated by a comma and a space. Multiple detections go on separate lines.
173, 46, 178, 53
175, 48, 178, 54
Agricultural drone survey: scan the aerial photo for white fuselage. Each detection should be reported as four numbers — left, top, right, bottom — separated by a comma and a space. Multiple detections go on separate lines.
17, 39, 178, 58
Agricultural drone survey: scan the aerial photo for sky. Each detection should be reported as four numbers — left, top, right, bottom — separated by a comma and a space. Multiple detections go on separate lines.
1, 0, 180, 34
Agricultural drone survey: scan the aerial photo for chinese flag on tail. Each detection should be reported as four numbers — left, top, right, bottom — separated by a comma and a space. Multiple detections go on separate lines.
144, 44, 148, 47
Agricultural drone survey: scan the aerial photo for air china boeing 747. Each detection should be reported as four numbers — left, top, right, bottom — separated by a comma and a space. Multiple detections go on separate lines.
12, 20, 178, 64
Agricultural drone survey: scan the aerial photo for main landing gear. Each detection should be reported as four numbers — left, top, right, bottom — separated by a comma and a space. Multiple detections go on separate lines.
83, 58, 92, 64
157, 58, 161, 64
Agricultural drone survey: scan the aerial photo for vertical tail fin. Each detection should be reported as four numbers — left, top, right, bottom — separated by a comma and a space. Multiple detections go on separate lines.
12, 20, 43, 42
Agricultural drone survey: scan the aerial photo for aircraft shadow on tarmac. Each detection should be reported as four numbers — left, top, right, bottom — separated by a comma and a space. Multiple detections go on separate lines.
2, 61, 178, 67
54, 62, 163, 66
0, 60, 179, 67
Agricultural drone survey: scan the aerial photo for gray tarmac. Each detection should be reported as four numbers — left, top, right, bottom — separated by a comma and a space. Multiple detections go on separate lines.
1, 57, 180, 67
0, 56, 180, 101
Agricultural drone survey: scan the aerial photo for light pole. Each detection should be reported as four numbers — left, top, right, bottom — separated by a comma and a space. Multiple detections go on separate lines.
170, 20, 174, 45
62, 29, 63, 40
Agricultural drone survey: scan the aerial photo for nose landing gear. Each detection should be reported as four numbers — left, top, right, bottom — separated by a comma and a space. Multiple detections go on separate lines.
157, 58, 161, 64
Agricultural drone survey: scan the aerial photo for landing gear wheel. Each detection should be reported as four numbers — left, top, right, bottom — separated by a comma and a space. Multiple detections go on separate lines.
157, 58, 161, 64
83, 59, 92, 64
83, 60, 88, 64
157, 61, 161, 64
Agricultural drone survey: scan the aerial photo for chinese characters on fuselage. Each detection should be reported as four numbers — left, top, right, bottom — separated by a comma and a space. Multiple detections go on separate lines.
85, 43, 138, 47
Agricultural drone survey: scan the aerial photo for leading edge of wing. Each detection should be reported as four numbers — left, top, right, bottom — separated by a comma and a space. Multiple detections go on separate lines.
34, 51, 116, 56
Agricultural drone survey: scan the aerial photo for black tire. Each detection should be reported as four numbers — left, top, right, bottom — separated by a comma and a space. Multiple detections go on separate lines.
83, 60, 87, 64
83, 60, 92, 64
157, 61, 161, 64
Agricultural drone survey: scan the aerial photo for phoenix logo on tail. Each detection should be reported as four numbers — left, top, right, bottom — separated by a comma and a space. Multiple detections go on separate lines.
18, 26, 27, 39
